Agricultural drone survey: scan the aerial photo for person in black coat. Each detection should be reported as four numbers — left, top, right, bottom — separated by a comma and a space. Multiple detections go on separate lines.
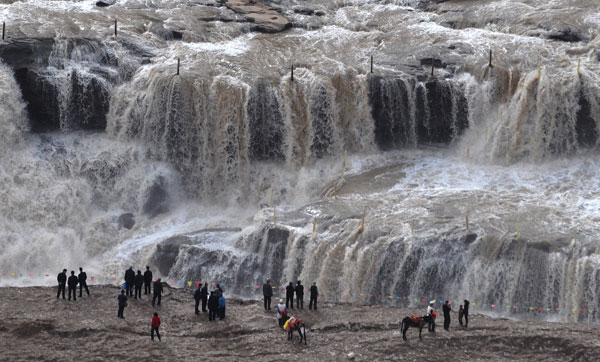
134, 270, 144, 299
117, 289, 127, 318
200, 283, 208, 313
124, 267, 135, 296
194, 284, 201, 314
295, 281, 304, 309
263, 279, 273, 311
286, 282, 295, 309
207, 291, 219, 321
56, 269, 67, 299
463, 300, 470, 328
143, 266, 153, 295
152, 278, 163, 307
67, 271, 79, 301
443, 300, 451, 331
309, 282, 318, 310
78, 267, 90, 297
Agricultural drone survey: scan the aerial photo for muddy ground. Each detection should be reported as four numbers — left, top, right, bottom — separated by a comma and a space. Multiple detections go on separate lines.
1, 286, 599, 361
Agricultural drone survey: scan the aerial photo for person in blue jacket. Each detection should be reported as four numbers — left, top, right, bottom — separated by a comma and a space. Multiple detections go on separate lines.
218, 294, 226, 320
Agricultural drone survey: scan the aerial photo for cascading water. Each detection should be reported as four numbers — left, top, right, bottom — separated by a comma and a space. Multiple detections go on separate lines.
0, 0, 599, 323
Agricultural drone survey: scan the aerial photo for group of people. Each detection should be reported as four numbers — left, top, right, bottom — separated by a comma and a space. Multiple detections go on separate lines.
262, 279, 319, 312
117, 266, 165, 319
194, 283, 226, 321
56, 267, 90, 300
123, 266, 154, 299
427, 299, 470, 332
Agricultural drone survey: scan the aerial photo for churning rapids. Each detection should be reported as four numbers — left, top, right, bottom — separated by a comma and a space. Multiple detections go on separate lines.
1, 0, 600, 323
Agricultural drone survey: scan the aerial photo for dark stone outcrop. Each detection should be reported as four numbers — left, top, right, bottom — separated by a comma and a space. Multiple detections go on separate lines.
142, 177, 169, 218
0, 38, 117, 132
576, 89, 598, 147
221, 0, 291, 33
118, 213, 135, 230
151, 235, 191, 276
95, 1, 115, 7
546, 27, 587, 43
368, 75, 468, 149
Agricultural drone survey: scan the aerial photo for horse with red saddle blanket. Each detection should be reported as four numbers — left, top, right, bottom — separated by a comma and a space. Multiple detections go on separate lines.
400, 315, 434, 341
284, 316, 307, 345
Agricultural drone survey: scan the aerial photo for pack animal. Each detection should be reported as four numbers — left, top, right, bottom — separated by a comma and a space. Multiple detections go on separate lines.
400, 315, 433, 341
284, 316, 307, 345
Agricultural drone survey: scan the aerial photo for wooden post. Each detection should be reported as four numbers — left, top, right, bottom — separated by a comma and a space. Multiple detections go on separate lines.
313, 217, 317, 234
291, 65, 294, 82
410, 220, 415, 235
176, 58, 180, 75
114, 19, 117, 37
466, 213, 469, 230
489, 49, 492, 68
2, 22, 5, 40
431, 63, 434, 76
370, 55, 373, 73
268, 187, 274, 207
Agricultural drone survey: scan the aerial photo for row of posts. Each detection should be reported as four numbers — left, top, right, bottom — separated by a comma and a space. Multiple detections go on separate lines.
0, 23, 582, 79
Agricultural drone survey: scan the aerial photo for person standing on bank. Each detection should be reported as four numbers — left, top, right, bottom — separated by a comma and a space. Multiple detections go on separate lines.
67, 271, 79, 301
463, 299, 470, 328
276, 298, 287, 328
151, 312, 161, 341
153, 278, 163, 307
57, 269, 67, 299
458, 305, 464, 327
295, 281, 304, 309
218, 294, 226, 320
286, 282, 295, 309
263, 279, 273, 311
207, 291, 219, 322
78, 267, 90, 297
200, 283, 208, 312
443, 300, 451, 331
194, 284, 202, 314
117, 289, 127, 319
134, 270, 144, 299
124, 267, 135, 297
143, 266, 153, 295
309, 282, 318, 310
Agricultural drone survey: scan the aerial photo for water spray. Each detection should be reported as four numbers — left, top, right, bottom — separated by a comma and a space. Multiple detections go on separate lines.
268, 187, 274, 207
273, 208, 277, 227
312, 216, 317, 236
577, 58, 581, 76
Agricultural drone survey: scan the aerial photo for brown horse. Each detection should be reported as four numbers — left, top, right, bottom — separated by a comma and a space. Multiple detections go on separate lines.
401, 315, 433, 341
284, 316, 307, 345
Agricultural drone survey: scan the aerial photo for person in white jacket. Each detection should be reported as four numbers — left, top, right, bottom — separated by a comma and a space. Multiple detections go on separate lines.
276, 299, 287, 328
426, 301, 436, 332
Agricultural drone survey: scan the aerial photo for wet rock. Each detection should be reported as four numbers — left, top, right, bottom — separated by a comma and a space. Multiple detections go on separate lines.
545, 27, 587, 43
576, 89, 597, 147
222, 0, 291, 33
142, 177, 169, 218
151, 235, 193, 276
95, 0, 115, 7
13, 68, 60, 132
293, 7, 314, 16
0, 38, 55, 69
117, 213, 135, 230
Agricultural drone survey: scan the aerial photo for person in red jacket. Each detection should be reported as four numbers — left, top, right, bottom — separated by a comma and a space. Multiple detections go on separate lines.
151, 312, 161, 341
